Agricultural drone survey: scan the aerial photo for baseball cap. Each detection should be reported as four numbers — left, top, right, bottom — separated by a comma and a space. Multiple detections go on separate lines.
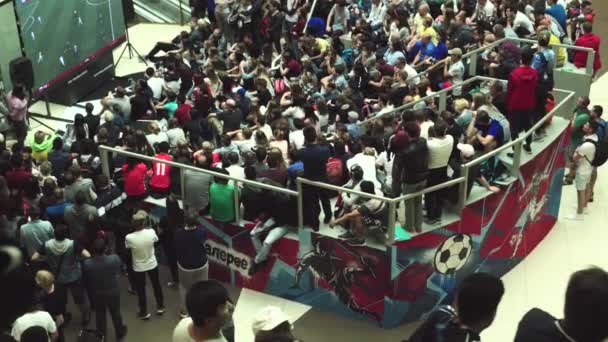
457, 143, 475, 158
251, 306, 291, 335
448, 48, 463, 57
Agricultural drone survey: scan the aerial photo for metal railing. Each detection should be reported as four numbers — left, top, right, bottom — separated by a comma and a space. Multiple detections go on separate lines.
98, 78, 576, 247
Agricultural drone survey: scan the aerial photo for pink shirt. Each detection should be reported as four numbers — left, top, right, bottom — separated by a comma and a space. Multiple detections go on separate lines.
6, 93, 27, 121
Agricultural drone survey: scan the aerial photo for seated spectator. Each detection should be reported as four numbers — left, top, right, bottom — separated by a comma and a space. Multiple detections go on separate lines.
208, 168, 238, 223
93, 174, 125, 214
408, 272, 504, 342
166, 119, 186, 149
97, 112, 121, 147
149, 142, 173, 197
457, 143, 501, 198
184, 153, 214, 213
102, 87, 132, 122
146, 122, 169, 149
466, 110, 504, 152
515, 267, 608, 342
225, 152, 245, 185
330, 180, 387, 246
258, 148, 288, 186
347, 146, 380, 189
121, 157, 149, 201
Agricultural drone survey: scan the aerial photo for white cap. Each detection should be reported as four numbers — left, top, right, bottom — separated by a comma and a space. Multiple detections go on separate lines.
457, 143, 475, 158
251, 306, 290, 335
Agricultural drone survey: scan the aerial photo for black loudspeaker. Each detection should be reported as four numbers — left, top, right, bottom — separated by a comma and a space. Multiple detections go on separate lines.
9, 57, 34, 90
122, 0, 135, 22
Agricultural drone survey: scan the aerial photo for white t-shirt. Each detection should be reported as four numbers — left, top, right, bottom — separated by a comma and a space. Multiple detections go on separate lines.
576, 134, 598, 176
404, 64, 420, 86
375, 151, 394, 187
126, 228, 159, 272
476, 1, 495, 18
167, 128, 186, 148
347, 154, 381, 189
11, 311, 57, 341
513, 11, 535, 34
226, 164, 245, 184
148, 77, 166, 100
173, 318, 227, 342
427, 135, 454, 169
289, 129, 305, 151
420, 120, 435, 140
448, 61, 465, 96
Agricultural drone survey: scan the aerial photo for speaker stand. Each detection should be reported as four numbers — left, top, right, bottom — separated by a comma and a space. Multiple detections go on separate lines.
114, 23, 147, 70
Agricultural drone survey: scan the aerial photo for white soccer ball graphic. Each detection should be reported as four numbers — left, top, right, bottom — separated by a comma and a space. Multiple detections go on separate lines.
434, 234, 473, 275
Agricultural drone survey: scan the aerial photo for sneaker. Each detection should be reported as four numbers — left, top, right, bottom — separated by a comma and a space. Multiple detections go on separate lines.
138, 312, 151, 320
338, 231, 355, 239
507, 152, 514, 158
533, 133, 544, 142
345, 238, 366, 246
323, 215, 332, 224
179, 311, 189, 319
117, 326, 128, 340
564, 213, 584, 221
571, 206, 589, 214
523, 144, 532, 153
156, 307, 166, 315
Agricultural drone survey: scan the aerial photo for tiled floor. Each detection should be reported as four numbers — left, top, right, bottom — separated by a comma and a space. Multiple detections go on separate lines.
35, 23, 608, 342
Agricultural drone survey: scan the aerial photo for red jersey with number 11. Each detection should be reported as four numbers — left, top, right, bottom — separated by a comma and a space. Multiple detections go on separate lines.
149, 153, 172, 190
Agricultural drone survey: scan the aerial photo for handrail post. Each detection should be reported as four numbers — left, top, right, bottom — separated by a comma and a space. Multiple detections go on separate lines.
457, 166, 469, 212
99, 146, 111, 179
439, 92, 447, 112
180, 168, 186, 199
511, 140, 523, 178
179, 0, 184, 25
296, 178, 304, 232
387, 200, 396, 245
468, 53, 478, 77
586, 50, 595, 76
233, 181, 240, 224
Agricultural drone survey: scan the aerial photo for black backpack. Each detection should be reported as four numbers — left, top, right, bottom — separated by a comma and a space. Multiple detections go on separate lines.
584, 136, 608, 167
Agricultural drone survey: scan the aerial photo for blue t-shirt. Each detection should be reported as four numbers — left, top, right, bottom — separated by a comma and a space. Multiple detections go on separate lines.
532, 50, 556, 74
411, 40, 438, 62
307, 17, 326, 37
597, 119, 607, 141
476, 120, 504, 147
430, 41, 448, 60
384, 49, 406, 66
546, 4, 566, 29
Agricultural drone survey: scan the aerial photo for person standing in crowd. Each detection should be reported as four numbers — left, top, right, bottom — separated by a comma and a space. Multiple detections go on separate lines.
566, 120, 598, 220
531, 32, 555, 130
393, 122, 428, 234
515, 267, 608, 342
298, 127, 332, 229
174, 209, 209, 318
83, 238, 128, 340
573, 20, 601, 77
19, 205, 54, 259
184, 153, 214, 213
507, 47, 538, 155
126, 210, 165, 320
34, 270, 66, 342
122, 157, 149, 202
564, 96, 591, 185
63, 165, 97, 205
173, 280, 235, 342
6, 83, 28, 145
11, 302, 58, 342
425, 120, 454, 225
31, 225, 91, 326
408, 272, 504, 342
63, 190, 97, 241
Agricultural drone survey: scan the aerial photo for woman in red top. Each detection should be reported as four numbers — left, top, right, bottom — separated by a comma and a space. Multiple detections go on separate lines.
122, 157, 149, 200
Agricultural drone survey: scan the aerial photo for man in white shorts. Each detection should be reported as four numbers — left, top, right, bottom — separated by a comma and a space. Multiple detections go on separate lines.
567, 121, 598, 220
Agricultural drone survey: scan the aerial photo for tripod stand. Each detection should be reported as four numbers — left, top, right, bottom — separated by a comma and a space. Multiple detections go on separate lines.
114, 22, 147, 69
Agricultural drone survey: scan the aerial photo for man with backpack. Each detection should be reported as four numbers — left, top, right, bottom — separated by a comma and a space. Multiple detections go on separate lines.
589, 105, 607, 202
531, 31, 555, 135
567, 120, 600, 220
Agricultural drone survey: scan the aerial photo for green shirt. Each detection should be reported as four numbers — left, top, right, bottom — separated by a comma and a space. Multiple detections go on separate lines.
164, 102, 178, 118
31, 133, 56, 153
571, 111, 590, 145
209, 182, 238, 223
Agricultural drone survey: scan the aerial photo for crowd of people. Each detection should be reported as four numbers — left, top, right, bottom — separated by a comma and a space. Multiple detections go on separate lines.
0, 0, 606, 341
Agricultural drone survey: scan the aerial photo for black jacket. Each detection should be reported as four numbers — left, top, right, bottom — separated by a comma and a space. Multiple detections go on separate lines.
393, 138, 429, 186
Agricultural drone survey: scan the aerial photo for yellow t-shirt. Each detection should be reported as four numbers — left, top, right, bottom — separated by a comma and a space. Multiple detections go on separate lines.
315, 38, 330, 54
550, 34, 566, 67
423, 27, 439, 45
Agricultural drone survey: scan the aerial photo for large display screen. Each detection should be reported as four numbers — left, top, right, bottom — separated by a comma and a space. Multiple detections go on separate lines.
15, 0, 126, 91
